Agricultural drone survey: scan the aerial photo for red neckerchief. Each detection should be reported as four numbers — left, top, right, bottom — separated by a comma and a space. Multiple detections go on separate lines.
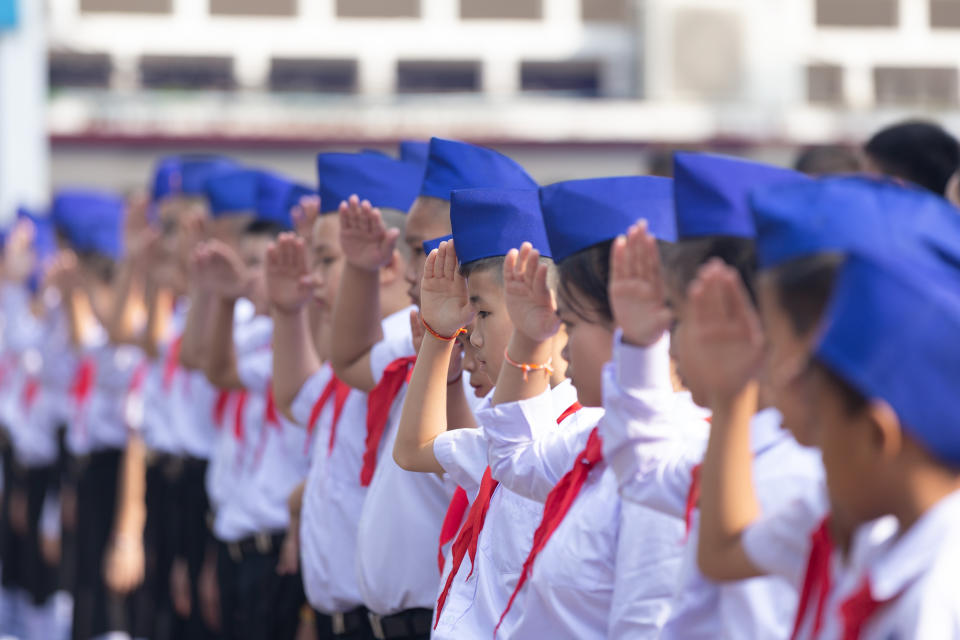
305, 374, 351, 456
494, 422, 601, 637
162, 335, 183, 391
839, 578, 890, 640
213, 390, 232, 428
436, 400, 584, 628
791, 517, 834, 639
684, 463, 702, 539
251, 384, 284, 467
21, 377, 40, 411
438, 486, 470, 574
360, 355, 416, 486
70, 357, 97, 438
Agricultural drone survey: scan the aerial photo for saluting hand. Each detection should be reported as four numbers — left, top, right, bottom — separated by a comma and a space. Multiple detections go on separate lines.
291, 194, 321, 242
503, 242, 560, 343
420, 240, 475, 339
4, 219, 36, 285
683, 259, 764, 407
609, 220, 673, 347
193, 240, 250, 300
339, 195, 398, 272
266, 233, 311, 315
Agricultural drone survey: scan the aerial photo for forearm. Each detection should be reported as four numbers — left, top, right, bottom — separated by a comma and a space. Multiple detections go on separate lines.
393, 336, 454, 473
697, 382, 763, 580
287, 481, 305, 521
105, 261, 137, 345
112, 435, 147, 539
271, 307, 321, 419
445, 376, 476, 430
330, 264, 382, 391
142, 281, 173, 359
492, 332, 554, 406
179, 287, 214, 370
203, 297, 242, 390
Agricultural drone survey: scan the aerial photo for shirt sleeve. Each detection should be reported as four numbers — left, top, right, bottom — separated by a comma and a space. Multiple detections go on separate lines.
479, 388, 595, 503
433, 427, 489, 497
741, 492, 825, 586
2, 284, 42, 354
609, 500, 686, 639
369, 332, 415, 385
601, 331, 706, 518
289, 368, 333, 427
237, 350, 272, 394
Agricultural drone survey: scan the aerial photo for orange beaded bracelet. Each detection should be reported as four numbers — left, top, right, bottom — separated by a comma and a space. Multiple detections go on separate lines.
503, 349, 554, 381
422, 317, 466, 342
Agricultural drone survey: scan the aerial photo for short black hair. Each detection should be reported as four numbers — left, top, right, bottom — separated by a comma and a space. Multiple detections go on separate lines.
766, 253, 843, 335
244, 220, 287, 238
810, 358, 868, 414
459, 256, 505, 281
660, 236, 758, 305
793, 145, 863, 175
557, 240, 615, 324
864, 120, 960, 194
76, 250, 116, 283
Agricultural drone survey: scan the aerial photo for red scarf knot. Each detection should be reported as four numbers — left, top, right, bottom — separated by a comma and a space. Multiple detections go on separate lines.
360, 355, 416, 486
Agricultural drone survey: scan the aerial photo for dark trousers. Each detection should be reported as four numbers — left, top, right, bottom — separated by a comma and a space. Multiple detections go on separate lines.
71, 448, 132, 640
19, 465, 59, 605
0, 435, 22, 592
174, 456, 219, 640
215, 538, 304, 640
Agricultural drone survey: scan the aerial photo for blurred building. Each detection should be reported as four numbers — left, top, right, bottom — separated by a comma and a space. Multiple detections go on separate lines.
38, 0, 960, 188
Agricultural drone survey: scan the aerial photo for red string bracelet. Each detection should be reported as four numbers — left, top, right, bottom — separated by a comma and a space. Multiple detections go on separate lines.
422, 317, 466, 342
503, 348, 553, 382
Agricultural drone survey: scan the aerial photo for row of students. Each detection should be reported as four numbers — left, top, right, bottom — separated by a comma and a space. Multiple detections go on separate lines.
0, 121, 958, 640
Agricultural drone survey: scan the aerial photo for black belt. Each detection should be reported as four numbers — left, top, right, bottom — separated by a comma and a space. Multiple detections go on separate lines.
224, 531, 285, 563
315, 605, 371, 637
368, 608, 433, 640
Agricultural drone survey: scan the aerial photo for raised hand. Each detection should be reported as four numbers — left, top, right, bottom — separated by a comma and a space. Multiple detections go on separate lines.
266, 233, 311, 314
292, 194, 321, 241
609, 220, 672, 347
339, 195, 399, 272
420, 240, 475, 339
683, 259, 765, 406
45, 250, 81, 293
193, 240, 250, 300
410, 309, 426, 354
503, 242, 560, 343
4, 219, 36, 284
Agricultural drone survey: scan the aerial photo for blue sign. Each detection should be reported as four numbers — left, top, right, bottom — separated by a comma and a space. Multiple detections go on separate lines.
0, 0, 18, 31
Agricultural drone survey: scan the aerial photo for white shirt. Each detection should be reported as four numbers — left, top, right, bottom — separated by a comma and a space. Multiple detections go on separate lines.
355, 306, 455, 615
431, 381, 582, 639
601, 332, 825, 639
478, 391, 684, 639
139, 302, 188, 455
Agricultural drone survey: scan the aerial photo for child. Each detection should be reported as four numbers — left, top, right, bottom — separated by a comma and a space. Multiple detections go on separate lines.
477, 176, 694, 638
267, 151, 421, 639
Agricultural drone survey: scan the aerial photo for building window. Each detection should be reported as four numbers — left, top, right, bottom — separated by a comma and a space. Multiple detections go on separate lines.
269, 58, 358, 93
815, 0, 898, 27
460, 0, 541, 19
336, 0, 420, 18
807, 64, 844, 104
209, 0, 296, 16
581, 0, 628, 22
396, 60, 481, 93
80, 0, 171, 12
140, 55, 235, 90
49, 52, 113, 88
521, 61, 602, 97
874, 66, 958, 106
931, 0, 960, 28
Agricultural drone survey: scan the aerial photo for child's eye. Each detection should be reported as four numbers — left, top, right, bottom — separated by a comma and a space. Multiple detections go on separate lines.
476, 311, 491, 319
322, 257, 338, 266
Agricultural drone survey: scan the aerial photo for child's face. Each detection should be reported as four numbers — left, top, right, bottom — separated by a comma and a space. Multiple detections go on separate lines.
240, 234, 271, 315
403, 198, 451, 307
459, 326, 494, 398
306, 215, 344, 316
466, 268, 513, 383
756, 274, 820, 447
557, 285, 614, 408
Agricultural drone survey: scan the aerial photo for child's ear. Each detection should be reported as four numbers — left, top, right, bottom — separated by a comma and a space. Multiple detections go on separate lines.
867, 398, 904, 460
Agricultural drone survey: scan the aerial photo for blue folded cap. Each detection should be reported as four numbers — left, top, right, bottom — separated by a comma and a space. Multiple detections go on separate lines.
256, 172, 305, 230
450, 189, 550, 265
419, 138, 538, 201
815, 253, 960, 465
152, 156, 183, 202
317, 152, 422, 213
179, 156, 237, 196
15, 208, 57, 293
539, 176, 675, 262
674, 152, 807, 239
51, 190, 125, 256
205, 168, 260, 217
284, 183, 318, 217
422, 234, 453, 255
752, 175, 960, 271
400, 140, 430, 167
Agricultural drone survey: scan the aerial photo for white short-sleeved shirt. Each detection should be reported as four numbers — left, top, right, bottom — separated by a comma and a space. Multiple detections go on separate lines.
139, 302, 188, 455
431, 381, 583, 639
355, 306, 455, 615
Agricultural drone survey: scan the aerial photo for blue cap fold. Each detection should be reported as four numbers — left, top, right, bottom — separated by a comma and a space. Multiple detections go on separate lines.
152, 156, 183, 202
179, 156, 237, 196
674, 152, 807, 239
752, 175, 960, 271
257, 172, 308, 230
317, 152, 422, 213
419, 138, 537, 201
422, 234, 453, 255
450, 189, 550, 265
815, 253, 960, 465
204, 168, 260, 217
51, 190, 125, 258
400, 140, 430, 167
539, 176, 676, 262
